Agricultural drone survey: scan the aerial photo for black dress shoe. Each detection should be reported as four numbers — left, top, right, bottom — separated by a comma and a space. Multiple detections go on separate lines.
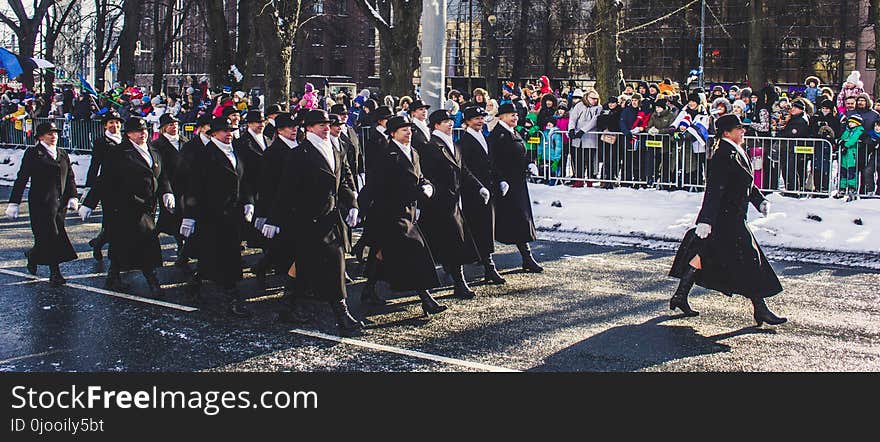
482, 259, 506, 284
24, 251, 37, 275
331, 300, 365, 335
49, 266, 66, 287
752, 298, 787, 326
517, 244, 544, 273
88, 238, 103, 261
451, 284, 476, 299
419, 291, 448, 316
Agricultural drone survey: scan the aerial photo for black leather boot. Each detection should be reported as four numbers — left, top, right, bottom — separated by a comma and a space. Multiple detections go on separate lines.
49, 264, 66, 287
24, 250, 37, 275
104, 267, 129, 291
482, 255, 506, 284
517, 243, 544, 273
419, 290, 448, 316
331, 299, 364, 335
88, 230, 105, 261
446, 265, 476, 299
277, 289, 312, 324
252, 255, 268, 288
670, 266, 699, 317
227, 286, 252, 318
360, 280, 387, 306
143, 269, 163, 297
752, 297, 787, 326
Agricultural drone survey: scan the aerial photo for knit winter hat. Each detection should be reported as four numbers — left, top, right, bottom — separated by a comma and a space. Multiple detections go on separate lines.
572, 89, 584, 98
845, 71, 861, 86
804, 76, 821, 86
848, 114, 863, 126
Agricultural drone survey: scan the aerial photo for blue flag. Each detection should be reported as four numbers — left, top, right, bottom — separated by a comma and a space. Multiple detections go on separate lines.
0, 48, 24, 80
78, 74, 98, 97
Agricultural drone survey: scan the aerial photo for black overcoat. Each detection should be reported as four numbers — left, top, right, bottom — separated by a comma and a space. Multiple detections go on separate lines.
458, 130, 499, 257
268, 138, 357, 301
183, 141, 253, 285
415, 134, 482, 265
153, 133, 189, 235
669, 139, 783, 299
369, 142, 440, 291
83, 141, 171, 270
488, 124, 537, 244
9, 144, 78, 265
233, 130, 269, 247
85, 134, 121, 187
341, 125, 363, 177
255, 137, 295, 272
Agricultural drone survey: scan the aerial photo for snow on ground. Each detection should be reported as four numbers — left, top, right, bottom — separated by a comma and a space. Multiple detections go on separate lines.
0, 148, 91, 187
529, 184, 880, 268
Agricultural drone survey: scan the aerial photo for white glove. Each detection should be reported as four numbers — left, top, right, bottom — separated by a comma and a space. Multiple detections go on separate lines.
479, 187, 490, 205
415, 209, 421, 221
180, 218, 196, 238
528, 163, 539, 176
254, 217, 267, 231
346, 208, 359, 227
162, 193, 175, 212
695, 223, 712, 239
647, 127, 659, 135
262, 224, 280, 239
759, 201, 770, 217
243, 204, 255, 223
5, 203, 19, 219
499, 181, 509, 196
78, 205, 92, 221
357, 173, 366, 190
631, 127, 642, 134
66, 198, 79, 211
421, 184, 434, 198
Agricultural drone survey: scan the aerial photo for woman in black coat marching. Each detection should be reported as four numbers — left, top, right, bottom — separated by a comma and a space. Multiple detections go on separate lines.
488, 103, 543, 273
84, 110, 125, 261
668, 114, 787, 326
153, 113, 191, 269
6, 122, 79, 286
368, 115, 447, 316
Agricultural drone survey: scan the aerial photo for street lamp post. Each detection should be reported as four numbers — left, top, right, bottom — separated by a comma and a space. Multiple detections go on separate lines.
468, 0, 473, 95
698, 0, 705, 89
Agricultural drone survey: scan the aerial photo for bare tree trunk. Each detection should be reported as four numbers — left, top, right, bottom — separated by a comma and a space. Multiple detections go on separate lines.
152, 1, 165, 94
480, 0, 499, 97
874, 0, 880, 99
747, 0, 765, 89
203, 0, 233, 88
593, 0, 622, 101
118, 0, 144, 87
511, 0, 531, 83
236, 0, 254, 88
255, 1, 299, 108
0, 1, 54, 90
356, 0, 422, 97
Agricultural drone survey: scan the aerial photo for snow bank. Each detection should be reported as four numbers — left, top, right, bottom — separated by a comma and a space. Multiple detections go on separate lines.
0, 148, 91, 187
529, 184, 880, 260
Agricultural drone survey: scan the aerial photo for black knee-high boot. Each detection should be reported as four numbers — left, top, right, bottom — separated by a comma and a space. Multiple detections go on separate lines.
105, 264, 129, 291
517, 243, 544, 273
88, 229, 106, 261
670, 266, 699, 317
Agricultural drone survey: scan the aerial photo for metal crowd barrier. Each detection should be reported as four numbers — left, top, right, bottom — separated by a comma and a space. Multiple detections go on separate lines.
0, 117, 173, 154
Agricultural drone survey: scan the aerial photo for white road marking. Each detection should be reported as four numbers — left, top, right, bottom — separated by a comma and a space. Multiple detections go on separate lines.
5, 272, 107, 285
0, 268, 198, 312
290, 328, 521, 372
0, 349, 70, 365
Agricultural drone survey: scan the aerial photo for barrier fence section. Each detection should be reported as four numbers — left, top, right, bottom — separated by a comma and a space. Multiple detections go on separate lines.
0, 117, 187, 154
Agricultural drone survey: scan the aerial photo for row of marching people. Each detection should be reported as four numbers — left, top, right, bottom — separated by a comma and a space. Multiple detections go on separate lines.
4, 99, 546, 336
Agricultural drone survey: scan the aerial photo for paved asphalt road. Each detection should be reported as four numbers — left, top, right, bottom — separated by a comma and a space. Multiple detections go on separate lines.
1, 187, 878, 372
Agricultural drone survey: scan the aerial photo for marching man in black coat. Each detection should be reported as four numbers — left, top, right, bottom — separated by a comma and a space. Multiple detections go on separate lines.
180, 117, 255, 317
368, 115, 447, 316
6, 122, 79, 286
489, 103, 543, 273
153, 113, 191, 270
80, 117, 175, 296
668, 114, 786, 326
263, 110, 363, 334
254, 112, 300, 293
408, 99, 432, 151
417, 109, 489, 299
459, 106, 508, 284
233, 109, 271, 282
330, 103, 363, 190
263, 103, 284, 142
84, 110, 125, 261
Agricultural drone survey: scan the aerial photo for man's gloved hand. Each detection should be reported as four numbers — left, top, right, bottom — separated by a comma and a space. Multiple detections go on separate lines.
261, 224, 280, 239
78, 205, 92, 221
346, 208, 359, 227
243, 204, 255, 223
479, 187, 490, 204
180, 218, 196, 238
421, 184, 434, 198
66, 198, 79, 212
5, 203, 19, 219
647, 127, 659, 136
162, 193, 175, 212
759, 201, 770, 217
357, 173, 366, 190
528, 163, 539, 176
695, 223, 712, 239
254, 217, 267, 231
499, 181, 510, 196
